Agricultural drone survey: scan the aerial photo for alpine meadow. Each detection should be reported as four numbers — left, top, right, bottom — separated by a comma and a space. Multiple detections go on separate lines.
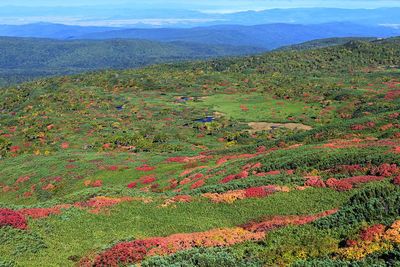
1, 1, 400, 266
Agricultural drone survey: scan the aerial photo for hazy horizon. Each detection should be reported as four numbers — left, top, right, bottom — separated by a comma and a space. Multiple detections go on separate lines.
1, 1, 400, 27
2, 0, 400, 9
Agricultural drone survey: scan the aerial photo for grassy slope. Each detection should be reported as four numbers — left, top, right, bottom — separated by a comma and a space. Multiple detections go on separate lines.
0, 38, 400, 265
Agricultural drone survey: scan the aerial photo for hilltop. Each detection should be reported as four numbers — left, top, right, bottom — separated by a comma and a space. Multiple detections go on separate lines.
274, 37, 378, 51
0, 38, 400, 266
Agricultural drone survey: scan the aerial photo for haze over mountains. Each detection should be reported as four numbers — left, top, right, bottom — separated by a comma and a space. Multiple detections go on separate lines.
1, 6, 400, 87
1, 7, 400, 27
74, 22, 400, 49
0, 6, 399, 49
1, 22, 399, 50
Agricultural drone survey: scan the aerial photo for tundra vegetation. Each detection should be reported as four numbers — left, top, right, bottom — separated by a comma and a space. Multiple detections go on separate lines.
0, 37, 400, 266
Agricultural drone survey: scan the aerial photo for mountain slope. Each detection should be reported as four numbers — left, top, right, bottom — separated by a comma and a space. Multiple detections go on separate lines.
0, 38, 400, 266
0, 36, 266, 87
76, 22, 400, 49
274, 37, 379, 51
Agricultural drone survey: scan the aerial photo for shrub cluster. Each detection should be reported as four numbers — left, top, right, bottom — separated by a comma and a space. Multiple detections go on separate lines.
141, 247, 261, 267
0, 208, 27, 230
314, 184, 400, 229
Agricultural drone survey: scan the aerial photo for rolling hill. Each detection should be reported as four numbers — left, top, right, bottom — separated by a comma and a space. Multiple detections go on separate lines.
274, 37, 379, 51
0, 37, 400, 266
75, 22, 400, 49
0, 36, 266, 87
1, 21, 399, 50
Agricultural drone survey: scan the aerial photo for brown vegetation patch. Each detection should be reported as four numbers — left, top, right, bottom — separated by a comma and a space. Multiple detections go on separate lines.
247, 122, 312, 134
213, 111, 226, 118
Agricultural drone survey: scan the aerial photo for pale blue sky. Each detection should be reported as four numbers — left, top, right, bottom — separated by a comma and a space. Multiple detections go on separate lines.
2, 0, 400, 10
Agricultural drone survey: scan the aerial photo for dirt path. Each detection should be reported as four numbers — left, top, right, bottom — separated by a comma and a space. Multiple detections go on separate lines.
247, 122, 312, 134
213, 111, 226, 118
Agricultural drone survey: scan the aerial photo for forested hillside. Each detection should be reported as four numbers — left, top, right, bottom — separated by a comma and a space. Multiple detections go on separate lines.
274, 37, 378, 51
76, 22, 400, 49
0, 37, 265, 87
0, 37, 400, 266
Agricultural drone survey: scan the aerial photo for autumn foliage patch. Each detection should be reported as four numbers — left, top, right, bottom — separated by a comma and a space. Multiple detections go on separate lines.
0, 208, 27, 229
85, 227, 264, 266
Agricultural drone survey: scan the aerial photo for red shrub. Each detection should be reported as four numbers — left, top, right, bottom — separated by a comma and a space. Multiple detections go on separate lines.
359, 224, 386, 242
244, 187, 267, 198
370, 163, 399, 177
351, 124, 365, 131
0, 208, 27, 229
344, 175, 385, 184
218, 175, 236, 184
218, 170, 249, 184
174, 195, 192, 202
304, 176, 326, 188
141, 177, 156, 185
393, 174, 400, 185
235, 171, 249, 179
126, 182, 137, 189
107, 166, 118, 171
166, 157, 187, 163
326, 178, 352, 191
65, 165, 77, 169
16, 175, 30, 184
90, 228, 263, 266
91, 180, 102, 187
135, 164, 157, 171
326, 164, 366, 175
391, 132, 400, 139
93, 239, 158, 266
240, 208, 338, 232
190, 179, 204, 190
17, 206, 69, 219
381, 124, 394, 131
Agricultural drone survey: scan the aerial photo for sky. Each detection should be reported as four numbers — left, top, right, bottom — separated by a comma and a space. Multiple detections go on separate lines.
2, 0, 400, 10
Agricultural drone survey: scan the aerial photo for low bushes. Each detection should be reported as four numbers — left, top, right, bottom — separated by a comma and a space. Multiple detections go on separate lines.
141, 247, 261, 267
314, 184, 400, 229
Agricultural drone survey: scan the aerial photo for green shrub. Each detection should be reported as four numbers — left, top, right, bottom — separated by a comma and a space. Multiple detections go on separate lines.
232, 224, 338, 266
0, 260, 14, 267
0, 227, 47, 255
292, 259, 385, 267
314, 184, 400, 229
141, 247, 261, 267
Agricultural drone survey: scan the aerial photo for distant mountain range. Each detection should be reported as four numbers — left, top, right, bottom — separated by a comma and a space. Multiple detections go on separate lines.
1, 22, 397, 50
0, 22, 121, 39
0, 36, 265, 87
222, 7, 400, 26
73, 22, 400, 49
1, 7, 400, 27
